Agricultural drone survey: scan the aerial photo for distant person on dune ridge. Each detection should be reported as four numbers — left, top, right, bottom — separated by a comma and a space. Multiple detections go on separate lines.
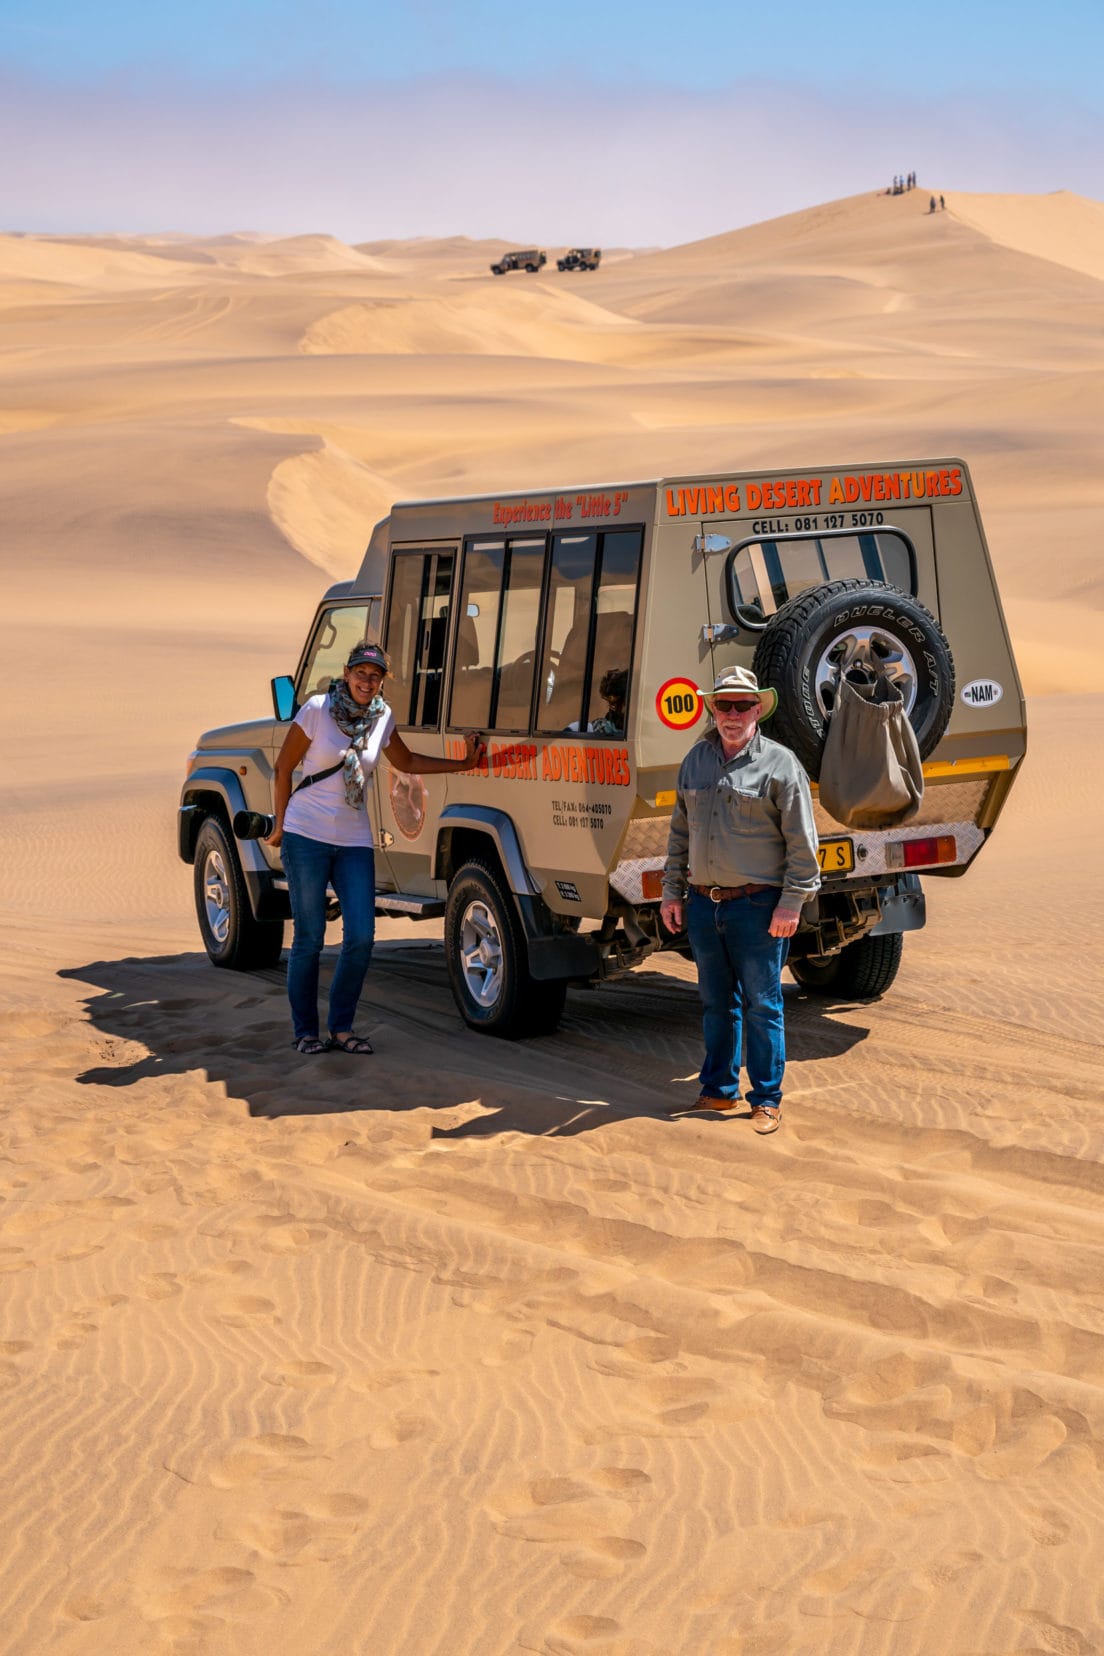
266, 641, 484, 1056
930, 196, 937, 214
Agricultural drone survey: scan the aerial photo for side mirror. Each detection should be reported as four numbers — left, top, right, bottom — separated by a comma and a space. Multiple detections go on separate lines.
271, 675, 296, 721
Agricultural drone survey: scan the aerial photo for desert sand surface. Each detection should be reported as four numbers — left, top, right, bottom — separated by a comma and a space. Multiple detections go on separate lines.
2, 187, 1103, 1655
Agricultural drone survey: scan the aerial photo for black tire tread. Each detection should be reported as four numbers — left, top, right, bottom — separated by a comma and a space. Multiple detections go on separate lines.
445, 857, 565, 1039
194, 816, 284, 971
790, 932, 903, 1000
752, 578, 954, 779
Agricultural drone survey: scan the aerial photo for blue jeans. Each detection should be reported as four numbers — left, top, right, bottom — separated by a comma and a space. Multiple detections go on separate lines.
281, 831, 376, 1040
686, 888, 789, 1109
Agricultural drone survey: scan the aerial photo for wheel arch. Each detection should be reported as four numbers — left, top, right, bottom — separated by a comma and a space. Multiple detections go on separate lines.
434, 805, 540, 896
435, 807, 599, 982
180, 768, 287, 923
179, 769, 262, 870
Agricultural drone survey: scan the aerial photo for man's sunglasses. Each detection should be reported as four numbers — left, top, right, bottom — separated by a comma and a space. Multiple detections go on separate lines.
711, 698, 760, 714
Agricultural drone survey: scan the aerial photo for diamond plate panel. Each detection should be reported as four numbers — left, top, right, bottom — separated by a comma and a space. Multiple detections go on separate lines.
812, 779, 988, 836
618, 815, 673, 859
610, 856, 666, 904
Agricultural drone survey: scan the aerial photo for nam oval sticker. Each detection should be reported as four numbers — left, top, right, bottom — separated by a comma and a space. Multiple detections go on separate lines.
960, 678, 1004, 709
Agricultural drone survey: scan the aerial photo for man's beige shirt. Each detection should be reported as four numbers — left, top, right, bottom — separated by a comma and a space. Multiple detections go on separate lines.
662, 728, 821, 909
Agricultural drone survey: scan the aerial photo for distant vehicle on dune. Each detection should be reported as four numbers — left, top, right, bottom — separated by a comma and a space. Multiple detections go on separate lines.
489, 249, 546, 275
557, 248, 602, 271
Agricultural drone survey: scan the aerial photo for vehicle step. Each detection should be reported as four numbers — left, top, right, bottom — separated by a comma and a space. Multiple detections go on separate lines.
374, 893, 446, 918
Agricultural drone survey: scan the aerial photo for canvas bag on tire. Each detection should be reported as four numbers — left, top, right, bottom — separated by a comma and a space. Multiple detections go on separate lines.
818, 675, 924, 829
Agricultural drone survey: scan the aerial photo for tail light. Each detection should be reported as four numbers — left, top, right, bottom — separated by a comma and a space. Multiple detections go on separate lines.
885, 834, 957, 869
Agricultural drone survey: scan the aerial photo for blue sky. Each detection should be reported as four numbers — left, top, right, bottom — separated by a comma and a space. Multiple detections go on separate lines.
2, 0, 1100, 241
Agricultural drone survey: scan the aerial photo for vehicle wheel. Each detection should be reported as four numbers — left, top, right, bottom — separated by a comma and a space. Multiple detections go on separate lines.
525, 263, 538, 273
194, 816, 284, 970
752, 579, 954, 779
789, 932, 903, 999
445, 859, 566, 1038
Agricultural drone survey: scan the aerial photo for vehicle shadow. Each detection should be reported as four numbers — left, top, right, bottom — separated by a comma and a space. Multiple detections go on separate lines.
59, 944, 870, 1134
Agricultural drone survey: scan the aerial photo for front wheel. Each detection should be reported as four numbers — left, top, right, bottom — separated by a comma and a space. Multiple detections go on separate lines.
444, 859, 566, 1038
789, 932, 903, 1000
194, 816, 284, 970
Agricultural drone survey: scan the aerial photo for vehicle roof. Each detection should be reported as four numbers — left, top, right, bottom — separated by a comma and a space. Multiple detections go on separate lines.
382, 457, 973, 511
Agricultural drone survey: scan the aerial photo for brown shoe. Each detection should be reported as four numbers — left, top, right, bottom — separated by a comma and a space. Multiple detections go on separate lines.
670, 1093, 741, 1115
750, 1106, 781, 1134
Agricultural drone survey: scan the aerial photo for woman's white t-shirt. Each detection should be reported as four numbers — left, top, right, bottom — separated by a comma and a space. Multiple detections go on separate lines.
282, 694, 396, 849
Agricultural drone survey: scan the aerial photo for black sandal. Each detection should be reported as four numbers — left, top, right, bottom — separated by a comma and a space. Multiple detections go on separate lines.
328, 1032, 374, 1055
292, 1036, 328, 1055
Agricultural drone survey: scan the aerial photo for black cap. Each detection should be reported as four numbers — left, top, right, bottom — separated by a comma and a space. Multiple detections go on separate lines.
346, 641, 389, 672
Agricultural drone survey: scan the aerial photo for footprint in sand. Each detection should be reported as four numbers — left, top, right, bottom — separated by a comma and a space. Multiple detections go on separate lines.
1016, 1611, 1093, 1655
225, 1493, 370, 1567
976, 1413, 1067, 1480
174, 1432, 320, 1491
138, 1272, 182, 1300
134, 1563, 286, 1638
216, 1294, 279, 1327
368, 1410, 431, 1449
798, 1547, 929, 1623
1027, 1506, 1072, 1547
551, 1614, 623, 1643
479, 1326, 535, 1367
262, 1359, 336, 1389
487, 1468, 649, 1575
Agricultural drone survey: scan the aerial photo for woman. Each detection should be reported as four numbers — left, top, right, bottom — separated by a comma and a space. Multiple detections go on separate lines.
266, 640, 484, 1055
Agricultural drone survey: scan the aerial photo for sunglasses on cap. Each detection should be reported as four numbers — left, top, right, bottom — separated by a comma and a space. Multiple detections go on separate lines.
711, 698, 760, 714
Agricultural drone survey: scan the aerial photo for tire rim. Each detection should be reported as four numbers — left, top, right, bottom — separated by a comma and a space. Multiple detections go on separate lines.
459, 898, 503, 1008
814, 625, 918, 717
202, 846, 231, 944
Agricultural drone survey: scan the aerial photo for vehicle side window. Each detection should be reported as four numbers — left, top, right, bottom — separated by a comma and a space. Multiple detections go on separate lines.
385, 549, 456, 727
538, 534, 598, 732
449, 540, 503, 730
493, 538, 544, 730
583, 531, 641, 735
296, 603, 378, 703
450, 536, 546, 732
538, 528, 642, 734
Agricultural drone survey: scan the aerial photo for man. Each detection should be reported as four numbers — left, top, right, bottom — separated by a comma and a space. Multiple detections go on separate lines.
660, 667, 820, 1133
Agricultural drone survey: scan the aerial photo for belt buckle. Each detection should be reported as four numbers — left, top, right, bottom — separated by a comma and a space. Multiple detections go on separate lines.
708, 885, 724, 903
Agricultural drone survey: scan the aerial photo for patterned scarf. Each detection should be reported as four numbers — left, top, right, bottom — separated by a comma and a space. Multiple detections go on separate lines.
328, 680, 388, 810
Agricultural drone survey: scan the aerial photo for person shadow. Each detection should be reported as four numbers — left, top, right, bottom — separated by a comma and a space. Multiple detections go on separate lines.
60, 943, 870, 1137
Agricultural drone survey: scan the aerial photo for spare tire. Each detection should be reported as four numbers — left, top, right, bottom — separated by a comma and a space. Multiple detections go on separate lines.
752, 578, 954, 778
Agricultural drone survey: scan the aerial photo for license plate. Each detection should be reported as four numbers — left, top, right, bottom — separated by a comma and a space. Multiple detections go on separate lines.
817, 837, 855, 874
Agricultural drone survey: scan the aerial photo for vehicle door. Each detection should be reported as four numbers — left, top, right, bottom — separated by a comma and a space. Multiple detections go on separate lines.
256, 597, 383, 872
378, 544, 458, 892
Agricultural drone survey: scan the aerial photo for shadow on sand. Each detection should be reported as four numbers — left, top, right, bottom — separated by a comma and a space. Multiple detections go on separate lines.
60, 940, 870, 1137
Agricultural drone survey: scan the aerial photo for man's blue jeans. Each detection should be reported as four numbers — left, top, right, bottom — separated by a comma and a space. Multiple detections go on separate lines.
281, 831, 376, 1040
686, 887, 789, 1109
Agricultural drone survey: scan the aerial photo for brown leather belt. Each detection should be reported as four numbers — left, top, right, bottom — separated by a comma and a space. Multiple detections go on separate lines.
691, 882, 773, 902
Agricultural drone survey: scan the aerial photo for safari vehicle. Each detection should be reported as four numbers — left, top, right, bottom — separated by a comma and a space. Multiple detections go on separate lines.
557, 248, 601, 271
489, 249, 547, 275
179, 459, 1026, 1037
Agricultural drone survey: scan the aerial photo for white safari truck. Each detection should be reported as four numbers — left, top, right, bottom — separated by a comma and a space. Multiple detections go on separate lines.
180, 459, 1026, 1036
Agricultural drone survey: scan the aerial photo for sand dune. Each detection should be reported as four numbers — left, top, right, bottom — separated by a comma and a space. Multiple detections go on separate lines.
1, 188, 1103, 1654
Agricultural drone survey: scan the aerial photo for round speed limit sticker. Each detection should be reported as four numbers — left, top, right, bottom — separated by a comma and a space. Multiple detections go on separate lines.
656, 677, 703, 730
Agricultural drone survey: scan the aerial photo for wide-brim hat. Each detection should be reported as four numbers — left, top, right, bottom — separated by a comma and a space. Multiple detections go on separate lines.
702, 665, 778, 720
